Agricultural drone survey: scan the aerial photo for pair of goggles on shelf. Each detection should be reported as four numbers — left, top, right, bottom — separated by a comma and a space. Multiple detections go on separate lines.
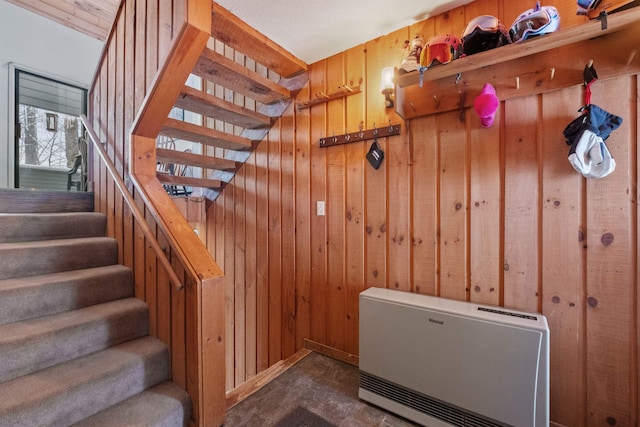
509, 2, 560, 43
420, 34, 460, 68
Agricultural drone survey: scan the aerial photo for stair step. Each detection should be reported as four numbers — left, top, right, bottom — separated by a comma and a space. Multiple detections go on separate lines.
157, 147, 237, 171
192, 47, 291, 105
0, 212, 106, 243
161, 118, 254, 151
157, 173, 223, 191
175, 84, 274, 127
0, 265, 133, 326
0, 237, 118, 280
0, 298, 149, 382
0, 189, 94, 213
211, 3, 307, 79
73, 380, 192, 426
0, 336, 169, 427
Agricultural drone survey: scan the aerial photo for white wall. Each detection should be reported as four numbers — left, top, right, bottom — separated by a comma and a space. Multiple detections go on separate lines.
0, 0, 104, 188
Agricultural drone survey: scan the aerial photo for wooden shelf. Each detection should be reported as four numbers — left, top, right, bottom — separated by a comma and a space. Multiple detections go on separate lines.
396, 7, 640, 89
394, 7, 640, 119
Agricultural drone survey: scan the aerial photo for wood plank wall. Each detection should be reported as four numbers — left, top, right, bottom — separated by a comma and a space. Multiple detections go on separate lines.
92, 0, 170, 352
89, 0, 210, 418
208, 0, 639, 425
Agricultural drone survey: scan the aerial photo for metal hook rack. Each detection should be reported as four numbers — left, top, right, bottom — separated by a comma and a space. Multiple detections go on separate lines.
319, 123, 401, 148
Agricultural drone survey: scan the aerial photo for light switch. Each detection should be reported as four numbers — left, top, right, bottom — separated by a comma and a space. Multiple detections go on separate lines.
317, 201, 325, 216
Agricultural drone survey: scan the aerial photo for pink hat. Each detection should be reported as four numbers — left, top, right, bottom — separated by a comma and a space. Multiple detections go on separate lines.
473, 83, 499, 128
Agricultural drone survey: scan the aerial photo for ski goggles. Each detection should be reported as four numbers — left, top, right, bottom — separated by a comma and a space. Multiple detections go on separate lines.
510, 13, 552, 42
422, 43, 456, 67
463, 15, 503, 37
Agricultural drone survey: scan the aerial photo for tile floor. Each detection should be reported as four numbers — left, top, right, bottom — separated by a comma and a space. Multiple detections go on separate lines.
224, 352, 420, 427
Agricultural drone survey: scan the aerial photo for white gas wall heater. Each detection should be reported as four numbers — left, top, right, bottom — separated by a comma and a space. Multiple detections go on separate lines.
359, 287, 549, 427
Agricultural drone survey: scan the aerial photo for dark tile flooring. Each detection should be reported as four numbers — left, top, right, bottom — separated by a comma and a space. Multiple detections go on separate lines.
224, 352, 420, 427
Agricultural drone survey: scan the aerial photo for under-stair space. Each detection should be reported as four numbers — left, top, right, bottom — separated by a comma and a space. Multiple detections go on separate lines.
0, 190, 192, 426
156, 3, 308, 200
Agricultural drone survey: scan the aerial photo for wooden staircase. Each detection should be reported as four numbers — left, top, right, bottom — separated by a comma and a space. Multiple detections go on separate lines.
155, 3, 308, 199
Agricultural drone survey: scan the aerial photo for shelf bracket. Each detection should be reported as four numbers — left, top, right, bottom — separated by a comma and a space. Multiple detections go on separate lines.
319, 123, 401, 148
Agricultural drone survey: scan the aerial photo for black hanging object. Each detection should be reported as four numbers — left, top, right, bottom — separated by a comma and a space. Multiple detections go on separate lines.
581, 62, 598, 111
366, 137, 384, 170
583, 64, 598, 86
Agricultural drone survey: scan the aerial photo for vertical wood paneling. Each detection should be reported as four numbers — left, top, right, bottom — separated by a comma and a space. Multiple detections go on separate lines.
309, 61, 328, 344
295, 79, 312, 352
410, 116, 438, 296
145, 0, 158, 87
267, 125, 282, 365
438, 111, 468, 300
503, 95, 539, 312
223, 182, 235, 389
326, 54, 346, 351
385, 29, 411, 294
469, 109, 501, 306
344, 44, 365, 355
145, 216, 158, 336
585, 77, 634, 426
244, 154, 257, 379
233, 168, 246, 386
280, 103, 296, 359
134, 0, 146, 112
171, 263, 187, 388
364, 36, 387, 290
636, 73, 640, 427
158, 0, 173, 65
541, 86, 585, 427
255, 135, 269, 374
123, 0, 135, 178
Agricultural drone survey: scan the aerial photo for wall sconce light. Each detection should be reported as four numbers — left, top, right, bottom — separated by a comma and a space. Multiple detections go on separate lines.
380, 66, 395, 109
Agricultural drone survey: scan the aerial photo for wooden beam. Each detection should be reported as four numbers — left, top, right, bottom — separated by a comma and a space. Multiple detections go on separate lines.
211, 3, 307, 78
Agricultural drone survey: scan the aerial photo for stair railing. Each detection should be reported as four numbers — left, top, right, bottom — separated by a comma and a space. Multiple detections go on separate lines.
80, 114, 183, 291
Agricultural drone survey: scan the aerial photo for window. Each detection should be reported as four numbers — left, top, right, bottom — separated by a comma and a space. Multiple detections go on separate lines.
14, 69, 87, 190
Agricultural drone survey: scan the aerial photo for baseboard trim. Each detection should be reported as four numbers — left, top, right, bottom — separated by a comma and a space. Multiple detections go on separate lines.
225, 348, 312, 410
303, 339, 359, 367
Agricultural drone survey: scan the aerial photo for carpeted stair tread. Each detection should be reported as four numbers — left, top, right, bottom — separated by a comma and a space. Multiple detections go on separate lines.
0, 336, 170, 427
0, 265, 133, 326
0, 298, 149, 383
73, 380, 192, 426
0, 237, 118, 280
0, 212, 106, 243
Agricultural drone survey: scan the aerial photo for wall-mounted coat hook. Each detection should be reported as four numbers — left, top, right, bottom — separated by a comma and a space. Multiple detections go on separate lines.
297, 85, 362, 110
319, 123, 401, 148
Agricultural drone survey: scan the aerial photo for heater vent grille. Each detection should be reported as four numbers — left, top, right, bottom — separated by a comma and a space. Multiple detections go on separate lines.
359, 372, 509, 427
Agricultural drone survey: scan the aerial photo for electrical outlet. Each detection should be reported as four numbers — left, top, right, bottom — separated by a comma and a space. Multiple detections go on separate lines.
317, 201, 325, 216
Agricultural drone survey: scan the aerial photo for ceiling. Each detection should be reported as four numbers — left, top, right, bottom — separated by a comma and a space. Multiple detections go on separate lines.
4, 0, 120, 42
5, 0, 472, 64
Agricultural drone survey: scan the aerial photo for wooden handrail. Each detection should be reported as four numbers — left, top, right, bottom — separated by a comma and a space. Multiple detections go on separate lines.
80, 114, 184, 291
